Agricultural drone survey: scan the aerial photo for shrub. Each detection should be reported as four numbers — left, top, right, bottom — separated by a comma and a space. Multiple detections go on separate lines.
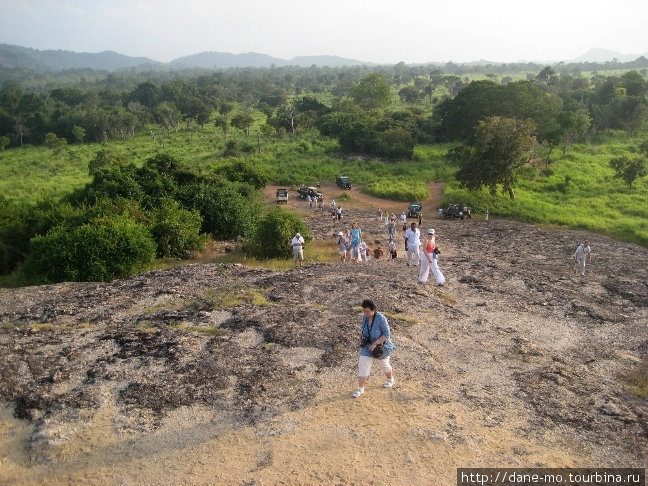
247, 208, 310, 259
177, 182, 258, 239
22, 216, 156, 283
149, 200, 205, 257
0, 197, 84, 274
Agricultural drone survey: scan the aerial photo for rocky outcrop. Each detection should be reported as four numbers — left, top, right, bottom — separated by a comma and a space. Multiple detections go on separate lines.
1, 211, 646, 479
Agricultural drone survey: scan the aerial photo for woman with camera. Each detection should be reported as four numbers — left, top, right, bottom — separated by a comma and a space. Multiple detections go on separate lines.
353, 299, 395, 398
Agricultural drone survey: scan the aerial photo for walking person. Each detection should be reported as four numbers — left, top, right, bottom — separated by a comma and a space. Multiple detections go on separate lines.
344, 229, 352, 260
387, 219, 396, 242
388, 240, 398, 260
291, 232, 305, 267
336, 232, 348, 262
359, 240, 369, 262
352, 299, 395, 398
573, 240, 592, 276
404, 222, 421, 266
419, 228, 445, 286
349, 222, 363, 263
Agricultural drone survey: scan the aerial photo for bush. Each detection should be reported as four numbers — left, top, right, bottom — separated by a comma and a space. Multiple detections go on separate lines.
0, 197, 84, 274
177, 181, 258, 239
149, 200, 205, 257
22, 216, 156, 283
247, 208, 310, 259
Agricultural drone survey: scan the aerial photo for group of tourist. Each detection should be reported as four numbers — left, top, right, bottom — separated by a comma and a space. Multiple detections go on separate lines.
335, 222, 384, 262
292, 195, 596, 400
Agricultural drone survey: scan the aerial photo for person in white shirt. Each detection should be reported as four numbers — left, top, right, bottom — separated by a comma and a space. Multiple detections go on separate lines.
400, 212, 407, 225
359, 241, 369, 262
291, 232, 305, 267
573, 240, 592, 276
404, 222, 421, 266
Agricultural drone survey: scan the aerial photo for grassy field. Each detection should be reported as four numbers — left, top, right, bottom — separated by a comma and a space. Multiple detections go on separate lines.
1, 126, 646, 247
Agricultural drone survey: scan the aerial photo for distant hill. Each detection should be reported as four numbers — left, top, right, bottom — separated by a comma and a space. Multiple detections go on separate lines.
168, 51, 373, 69
0, 44, 372, 72
0, 44, 160, 72
569, 47, 647, 63
1, 43, 647, 72
168, 51, 285, 69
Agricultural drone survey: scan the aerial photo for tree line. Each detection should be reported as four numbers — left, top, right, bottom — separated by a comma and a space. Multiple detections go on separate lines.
1, 63, 647, 154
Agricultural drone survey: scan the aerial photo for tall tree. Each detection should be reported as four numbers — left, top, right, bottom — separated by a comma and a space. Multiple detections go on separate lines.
230, 113, 254, 136
452, 116, 537, 199
351, 74, 391, 110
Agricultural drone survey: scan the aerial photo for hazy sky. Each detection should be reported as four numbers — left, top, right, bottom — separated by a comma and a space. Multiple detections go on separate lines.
1, 0, 646, 64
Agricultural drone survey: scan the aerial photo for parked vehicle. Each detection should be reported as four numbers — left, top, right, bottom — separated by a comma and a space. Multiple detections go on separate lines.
297, 185, 323, 199
336, 175, 352, 189
275, 188, 288, 204
407, 202, 422, 218
440, 204, 471, 219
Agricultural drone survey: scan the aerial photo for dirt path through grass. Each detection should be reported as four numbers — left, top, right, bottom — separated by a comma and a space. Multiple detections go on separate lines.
264, 181, 444, 215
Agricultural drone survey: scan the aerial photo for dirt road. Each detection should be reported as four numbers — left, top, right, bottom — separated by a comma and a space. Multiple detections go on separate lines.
263, 182, 445, 214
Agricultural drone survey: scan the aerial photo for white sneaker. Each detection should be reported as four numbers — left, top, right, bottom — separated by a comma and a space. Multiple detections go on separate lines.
352, 387, 365, 398
383, 378, 395, 388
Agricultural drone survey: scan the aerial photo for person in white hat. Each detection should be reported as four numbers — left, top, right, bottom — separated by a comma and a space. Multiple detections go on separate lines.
291, 232, 305, 267
336, 231, 348, 262
419, 228, 445, 286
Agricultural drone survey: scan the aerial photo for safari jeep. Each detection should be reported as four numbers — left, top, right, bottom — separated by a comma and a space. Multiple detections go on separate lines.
407, 202, 422, 218
441, 204, 471, 219
297, 185, 323, 199
275, 188, 288, 204
336, 175, 352, 189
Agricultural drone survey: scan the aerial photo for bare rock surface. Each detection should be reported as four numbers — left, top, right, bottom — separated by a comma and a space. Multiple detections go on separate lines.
0, 196, 647, 485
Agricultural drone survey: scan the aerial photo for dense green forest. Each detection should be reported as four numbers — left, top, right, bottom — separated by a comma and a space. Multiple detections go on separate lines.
1, 61, 647, 286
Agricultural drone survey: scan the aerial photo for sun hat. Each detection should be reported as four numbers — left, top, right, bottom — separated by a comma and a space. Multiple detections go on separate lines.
427, 228, 435, 234
338, 231, 343, 236
296, 232, 301, 237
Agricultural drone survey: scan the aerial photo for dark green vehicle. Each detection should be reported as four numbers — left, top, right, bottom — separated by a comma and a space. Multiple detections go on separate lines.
336, 175, 352, 189
407, 202, 422, 218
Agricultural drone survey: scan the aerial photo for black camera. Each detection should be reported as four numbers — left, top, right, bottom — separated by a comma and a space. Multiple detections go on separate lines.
361, 337, 371, 347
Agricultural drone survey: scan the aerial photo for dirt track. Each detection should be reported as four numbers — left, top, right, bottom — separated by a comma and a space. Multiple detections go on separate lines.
263, 182, 445, 214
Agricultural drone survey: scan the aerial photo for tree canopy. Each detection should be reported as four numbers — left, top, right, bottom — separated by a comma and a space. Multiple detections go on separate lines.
451, 116, 537, 199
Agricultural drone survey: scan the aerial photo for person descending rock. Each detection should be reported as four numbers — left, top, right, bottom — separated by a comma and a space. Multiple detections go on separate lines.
291, 232, 305, 267
349, 222, 363, 263
352, 299, 396, 398
359, 240, 369, 262
336, 231, 348, 262
573, 240, 592, 276
419, 228, 445, 286
404, 222, 421, 267
388, 240, 398, 260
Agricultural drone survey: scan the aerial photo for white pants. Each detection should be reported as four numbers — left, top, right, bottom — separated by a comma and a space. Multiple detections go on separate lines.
575, 257, 587, 276
407, 246, 420, 266
358, 355, 392, 377
419, 253, 445, 284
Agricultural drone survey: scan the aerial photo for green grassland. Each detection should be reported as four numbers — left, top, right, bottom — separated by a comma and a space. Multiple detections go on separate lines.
1, 125, 646, 247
